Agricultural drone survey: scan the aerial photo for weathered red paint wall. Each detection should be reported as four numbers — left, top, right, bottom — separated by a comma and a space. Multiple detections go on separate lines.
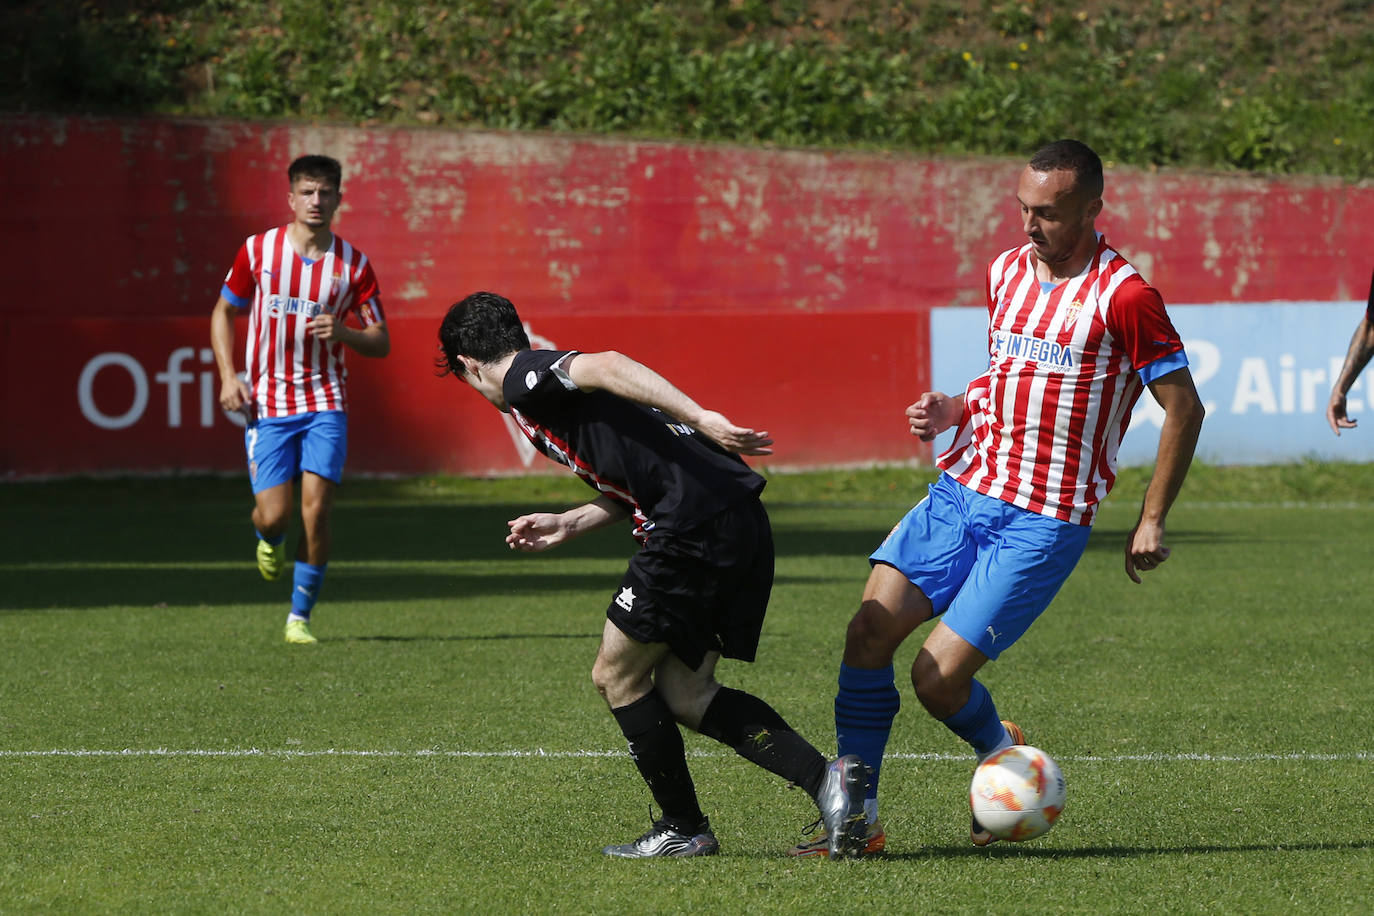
3, 115, 1371, 476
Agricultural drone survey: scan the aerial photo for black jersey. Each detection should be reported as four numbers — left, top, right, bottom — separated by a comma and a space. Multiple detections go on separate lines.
504, 349, 766, 541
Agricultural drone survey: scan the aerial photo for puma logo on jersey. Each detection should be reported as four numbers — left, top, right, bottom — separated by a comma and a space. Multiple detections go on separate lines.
986, 625, 1003, 644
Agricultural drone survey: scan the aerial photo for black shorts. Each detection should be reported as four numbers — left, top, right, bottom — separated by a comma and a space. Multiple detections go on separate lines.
605, 498, 774, 670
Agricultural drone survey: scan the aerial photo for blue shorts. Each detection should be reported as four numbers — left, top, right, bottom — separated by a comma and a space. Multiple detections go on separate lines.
869, 473, 1090, 660
245, 411, 348, 494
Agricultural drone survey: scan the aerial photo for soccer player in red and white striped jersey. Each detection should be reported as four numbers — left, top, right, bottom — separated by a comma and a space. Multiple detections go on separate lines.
796, 140, 1205, 857
938, 224, 1187, 526
210, 154, 390, 645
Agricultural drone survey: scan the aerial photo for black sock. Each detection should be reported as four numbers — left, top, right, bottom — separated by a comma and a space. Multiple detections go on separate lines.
611, 690, 704, 831
698, 686, 827, 800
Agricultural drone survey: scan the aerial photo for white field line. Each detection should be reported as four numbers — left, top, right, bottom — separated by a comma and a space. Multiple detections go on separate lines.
0, 748, 1368, 762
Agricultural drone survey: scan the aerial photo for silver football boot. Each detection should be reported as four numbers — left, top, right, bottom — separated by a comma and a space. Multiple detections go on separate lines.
818, 754, 869, 859
602, 818, 720, 858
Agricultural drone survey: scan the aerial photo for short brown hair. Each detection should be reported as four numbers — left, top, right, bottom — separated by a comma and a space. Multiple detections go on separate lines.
1028, 140, 1102, 198
287, 154, 342, 189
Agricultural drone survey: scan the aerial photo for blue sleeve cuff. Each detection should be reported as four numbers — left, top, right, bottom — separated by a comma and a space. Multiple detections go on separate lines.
1138, 349, 1189, 386
221, 284, 249, 308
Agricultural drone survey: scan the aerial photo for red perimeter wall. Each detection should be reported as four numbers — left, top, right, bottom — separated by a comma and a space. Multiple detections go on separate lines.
3, 115, 1372, 476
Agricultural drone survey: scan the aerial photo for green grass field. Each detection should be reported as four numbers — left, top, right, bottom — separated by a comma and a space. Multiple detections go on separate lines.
2, 467, 1372, 913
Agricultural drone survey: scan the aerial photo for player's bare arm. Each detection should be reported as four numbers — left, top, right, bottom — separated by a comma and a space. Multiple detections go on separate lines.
566, 350, 773, 455
307, 313, 391, 357
1326, 314, 1374, 435
506, 495, 629, 552
1126, 368, 1205, 583
907, 392, 965, 442
210, 296, 251, 414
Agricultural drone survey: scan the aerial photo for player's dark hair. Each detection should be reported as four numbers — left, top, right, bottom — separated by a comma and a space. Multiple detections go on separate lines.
288, 154, 343, 190
436, 291, 532, 377
1028, 139, 1103, 199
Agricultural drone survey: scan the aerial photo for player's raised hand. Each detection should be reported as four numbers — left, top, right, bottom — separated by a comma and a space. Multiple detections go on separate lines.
694, 410, 774, 456
506, 512, 570, 552
907, 391, 955, 442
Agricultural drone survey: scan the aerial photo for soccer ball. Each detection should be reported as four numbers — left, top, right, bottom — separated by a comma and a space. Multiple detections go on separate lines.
969, 744, 1066, 842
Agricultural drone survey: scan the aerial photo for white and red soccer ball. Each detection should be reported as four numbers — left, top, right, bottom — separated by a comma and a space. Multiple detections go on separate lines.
969, 744, 1066, 841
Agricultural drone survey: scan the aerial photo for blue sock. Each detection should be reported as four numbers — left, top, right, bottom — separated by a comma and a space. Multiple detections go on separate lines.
290, 561, 327, 620
257, 531, 285, 547
940, 678, 1005, 756
835, 663, 901, 802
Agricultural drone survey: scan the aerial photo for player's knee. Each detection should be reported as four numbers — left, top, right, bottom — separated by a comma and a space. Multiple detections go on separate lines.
299, 500, 331, 532
911, 656, 963, 719
590, 659, 639, 709
845, 601, 903, 659
658, 688, 696, 727
252, 505, 288, 536
590, 660, 616, 701
655, 674, 716, 728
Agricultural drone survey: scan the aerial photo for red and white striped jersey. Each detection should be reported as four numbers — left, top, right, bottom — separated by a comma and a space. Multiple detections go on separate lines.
937, 234, 1185, 526
221, 226, 384, 418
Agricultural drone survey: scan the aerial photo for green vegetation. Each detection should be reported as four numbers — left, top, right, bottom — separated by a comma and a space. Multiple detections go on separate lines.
3, 0, 1372, 178
2, 468, 1372, 911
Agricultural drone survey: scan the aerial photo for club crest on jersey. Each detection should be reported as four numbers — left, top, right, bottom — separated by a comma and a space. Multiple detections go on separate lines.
1062, 298, 1084, 328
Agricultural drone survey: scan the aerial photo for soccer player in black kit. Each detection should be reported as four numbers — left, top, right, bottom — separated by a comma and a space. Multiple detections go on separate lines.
438, 291, 867, 859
